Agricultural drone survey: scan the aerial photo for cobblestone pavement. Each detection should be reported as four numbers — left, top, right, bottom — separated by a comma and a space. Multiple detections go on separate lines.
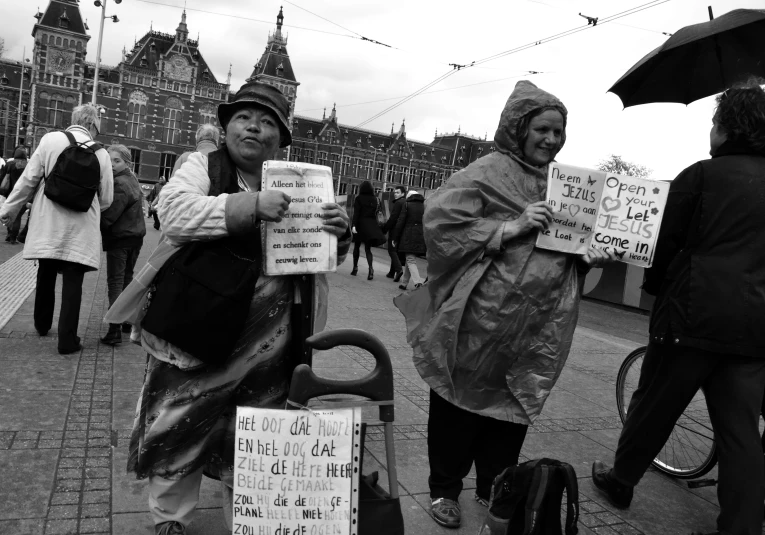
0, 227, 733, 534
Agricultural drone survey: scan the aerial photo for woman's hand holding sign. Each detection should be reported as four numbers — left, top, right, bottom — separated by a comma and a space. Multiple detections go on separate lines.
502, 201, 553, 243
257, 191, 292, 222
321, 203, 350, 238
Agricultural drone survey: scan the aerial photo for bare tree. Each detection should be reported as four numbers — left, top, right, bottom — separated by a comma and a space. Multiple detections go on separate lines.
597, 154, 652, 179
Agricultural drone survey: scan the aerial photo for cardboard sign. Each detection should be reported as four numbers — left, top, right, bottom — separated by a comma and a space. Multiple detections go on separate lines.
592, 172, 669, 267
535, 163, 670, 267
234, 407, 361, 535
262, 161, 337, 276
537, 164, 606, 255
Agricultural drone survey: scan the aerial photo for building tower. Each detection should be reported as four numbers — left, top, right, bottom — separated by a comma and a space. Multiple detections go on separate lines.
30, 0, 91, 143
247, 7, 300, 124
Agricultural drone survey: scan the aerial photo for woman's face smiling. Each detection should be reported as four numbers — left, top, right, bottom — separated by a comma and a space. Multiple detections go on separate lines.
522, 109, 564, 167
225, 105, 282, 170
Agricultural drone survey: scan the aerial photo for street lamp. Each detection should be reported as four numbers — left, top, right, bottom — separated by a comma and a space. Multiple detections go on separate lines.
14, 49, 31, 147
91, 0, 122, 105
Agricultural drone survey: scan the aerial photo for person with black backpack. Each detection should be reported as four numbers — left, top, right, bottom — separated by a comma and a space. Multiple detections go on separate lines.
0, 103, 113, 354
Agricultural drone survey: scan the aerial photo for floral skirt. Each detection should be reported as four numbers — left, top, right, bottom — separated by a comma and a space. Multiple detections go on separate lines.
127, 275, 294, 480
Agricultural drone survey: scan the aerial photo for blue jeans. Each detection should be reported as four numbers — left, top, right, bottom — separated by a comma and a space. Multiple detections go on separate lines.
106, 247, 141, 309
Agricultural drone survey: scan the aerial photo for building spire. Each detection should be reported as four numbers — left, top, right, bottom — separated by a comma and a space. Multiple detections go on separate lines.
176, 8, 188, 42
275, 6, 284, 39
226, 63, 232, 86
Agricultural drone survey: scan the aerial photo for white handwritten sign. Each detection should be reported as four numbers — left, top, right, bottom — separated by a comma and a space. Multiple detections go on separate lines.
592, 172, 669, 267
262, 161, 337, 276
537, 164, 606, 255
234, 407, 361, 535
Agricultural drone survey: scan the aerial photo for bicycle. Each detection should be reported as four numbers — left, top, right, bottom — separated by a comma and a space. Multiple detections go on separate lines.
615, 346, 718, 480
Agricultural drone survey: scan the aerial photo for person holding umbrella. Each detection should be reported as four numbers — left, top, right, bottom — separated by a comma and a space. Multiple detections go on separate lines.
592, 79, 765, 535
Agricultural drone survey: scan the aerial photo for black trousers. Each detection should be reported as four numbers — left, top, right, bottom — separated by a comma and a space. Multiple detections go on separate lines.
386, 237, 401, 274
352, 240, 373, 269
34, 259, 87, 352
428, 390, 528, 501
614, 342, 765, 535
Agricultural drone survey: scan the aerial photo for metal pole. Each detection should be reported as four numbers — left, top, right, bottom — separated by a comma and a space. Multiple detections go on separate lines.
15, 47, 25, 147
708, 6, 714, 20
92, 0, 107, 104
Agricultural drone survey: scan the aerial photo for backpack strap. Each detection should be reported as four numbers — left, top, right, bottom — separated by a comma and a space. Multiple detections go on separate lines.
63, 130, 78, 147
559, 463, 580, 535
523, 464, 552, 535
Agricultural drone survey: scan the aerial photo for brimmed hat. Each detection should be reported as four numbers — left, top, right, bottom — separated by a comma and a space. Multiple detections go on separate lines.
217, 81, 292, 148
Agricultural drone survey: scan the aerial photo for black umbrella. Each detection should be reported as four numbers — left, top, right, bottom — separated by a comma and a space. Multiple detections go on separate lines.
609, 8, 765, 107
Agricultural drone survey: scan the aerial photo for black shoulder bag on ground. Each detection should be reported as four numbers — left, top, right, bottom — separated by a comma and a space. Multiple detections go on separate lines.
140, 147, 262, 366
478, 458, 579, 535
44, 131, 102, 212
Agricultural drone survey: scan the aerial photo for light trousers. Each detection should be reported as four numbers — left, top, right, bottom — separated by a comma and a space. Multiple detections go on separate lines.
148, 468, 235, 529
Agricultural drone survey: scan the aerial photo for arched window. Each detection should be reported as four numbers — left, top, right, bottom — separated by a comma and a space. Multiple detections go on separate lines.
163, 96, 183, 144
127, 90, 148, 139
198, 103, 216, 126
63, 39, 69, 48
55, 37, 62, 47
76, 41, 82, 51
48, 35, 55, 45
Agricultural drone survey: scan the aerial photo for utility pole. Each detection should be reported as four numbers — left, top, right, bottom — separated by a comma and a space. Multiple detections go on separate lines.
92, 0, 121, 104
15, 47, 26, 147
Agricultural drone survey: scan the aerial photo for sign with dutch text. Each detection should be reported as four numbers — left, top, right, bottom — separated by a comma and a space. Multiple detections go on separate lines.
262, 161, 337, 276
233, 407, 361, 535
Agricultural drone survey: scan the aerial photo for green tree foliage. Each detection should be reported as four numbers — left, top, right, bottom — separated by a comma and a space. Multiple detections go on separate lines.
597, 154, 652, 178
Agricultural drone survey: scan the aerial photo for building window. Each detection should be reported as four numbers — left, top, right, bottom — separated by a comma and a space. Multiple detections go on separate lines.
352, 157, 362, 177
363, 159, 372, 179
130, 148, 142, 175
289, 146, 302, 162
163, 96, 183, 144
351, 184, 359, 195
199, 103, 216, 126
304, 149, 314, 162
317, 151, 328, 167
38, 92, 70, 128
159, 152, 177, 179
127, 90, 148, 139
330, 154, 340, 174
338, 182, 348, 195
341, 156, 351, 176
375, 162, 384, 181
327, 130, 336, 144
387, 164, 397, 183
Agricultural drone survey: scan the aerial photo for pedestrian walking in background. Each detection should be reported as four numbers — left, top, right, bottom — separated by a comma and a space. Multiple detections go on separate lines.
170, 123, 220, 179
393, 189, 426, 290
0, 147, 29, 244
592, 79, 765, 535
382, 185, 406, 281
105, 81, 351, 535
0, 103, 113, 354
149, 177, 166, 230
99, 144, 146, 346
350, 180, 386, 280
395, 80, 612, 529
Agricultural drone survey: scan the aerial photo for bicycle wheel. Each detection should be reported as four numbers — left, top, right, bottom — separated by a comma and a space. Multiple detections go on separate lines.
616, 346, 717, 479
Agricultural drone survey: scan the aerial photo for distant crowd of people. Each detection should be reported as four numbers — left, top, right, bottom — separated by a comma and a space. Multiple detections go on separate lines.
1, 76, 764, 535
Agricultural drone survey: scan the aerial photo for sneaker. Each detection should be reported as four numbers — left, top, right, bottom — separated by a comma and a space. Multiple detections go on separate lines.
475, 493, 489, 507
431, 497, 461, 528
393, 271, 403, 282
121, 322, 132, 334
155, 521, 185, 535
591, 461, 633, 509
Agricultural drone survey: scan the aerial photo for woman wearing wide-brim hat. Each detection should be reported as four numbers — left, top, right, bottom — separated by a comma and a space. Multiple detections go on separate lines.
110, 81, 352, 535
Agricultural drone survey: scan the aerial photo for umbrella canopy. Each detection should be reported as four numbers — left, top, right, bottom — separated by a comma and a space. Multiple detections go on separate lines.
609, 9, 765, 107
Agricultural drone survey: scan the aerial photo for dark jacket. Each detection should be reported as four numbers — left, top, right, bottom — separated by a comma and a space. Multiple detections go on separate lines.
382, 196, 405, 241
100, 168, 146, 250
645, 139, 765, 357
393, 193, 426, 255
351, 193, 385, 245
1, 150, 28, 194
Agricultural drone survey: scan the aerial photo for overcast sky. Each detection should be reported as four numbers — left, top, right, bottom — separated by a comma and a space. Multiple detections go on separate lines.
2, 0, 763, 179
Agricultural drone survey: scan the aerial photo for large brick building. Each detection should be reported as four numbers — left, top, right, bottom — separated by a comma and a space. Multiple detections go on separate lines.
1, 0, 495, 192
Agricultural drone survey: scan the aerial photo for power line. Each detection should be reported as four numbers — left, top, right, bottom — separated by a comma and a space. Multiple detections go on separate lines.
133, 0, 359, 39
281, 0, 393, 48
523, 0, 673, 35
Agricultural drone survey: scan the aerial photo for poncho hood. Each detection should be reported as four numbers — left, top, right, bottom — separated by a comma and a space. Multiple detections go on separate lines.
493, 80, 568, 163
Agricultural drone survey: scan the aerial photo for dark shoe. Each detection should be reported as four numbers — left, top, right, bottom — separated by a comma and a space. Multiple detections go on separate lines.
155, 521, 186, 535
367, 268, 374, 280
59, 337, 82, 355
8, 239, 17, 245
475, 493, 489, 507
121, 322, 132, 334
100, 325, 122, 346
4, 235, 10, 242
431, 497, 460, 528
35, 323, 49, 336
153, 224, 161, 230
399, 284, 407, 290
17, 236, 25, 243
350, 266, 358, 276
393, 271, 403, 282
386, 271, 395, 278
592, 461, 633, 509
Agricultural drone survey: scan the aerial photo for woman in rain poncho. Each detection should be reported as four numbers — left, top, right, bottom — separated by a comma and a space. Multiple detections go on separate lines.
395, 80, 612, 529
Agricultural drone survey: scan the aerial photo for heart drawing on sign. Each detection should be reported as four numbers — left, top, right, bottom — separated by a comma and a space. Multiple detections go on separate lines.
602, 197, 621, 212
568, 204, 580, 218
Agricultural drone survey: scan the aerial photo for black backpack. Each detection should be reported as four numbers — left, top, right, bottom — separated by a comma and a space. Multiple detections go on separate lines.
478, 458, 579, 535
44, 131, 102, 212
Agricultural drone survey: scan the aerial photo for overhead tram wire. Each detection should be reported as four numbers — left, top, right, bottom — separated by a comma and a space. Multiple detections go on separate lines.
352, 0, 671, 129
133, 0, 359, 39
282, 0, 394, 48
355, 69, 459, 128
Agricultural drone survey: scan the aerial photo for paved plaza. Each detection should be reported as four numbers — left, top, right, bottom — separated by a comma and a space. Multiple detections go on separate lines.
0, 226, 730, 534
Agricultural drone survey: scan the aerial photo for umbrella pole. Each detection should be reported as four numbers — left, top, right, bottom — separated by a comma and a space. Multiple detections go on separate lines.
707, 6, 728, 91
